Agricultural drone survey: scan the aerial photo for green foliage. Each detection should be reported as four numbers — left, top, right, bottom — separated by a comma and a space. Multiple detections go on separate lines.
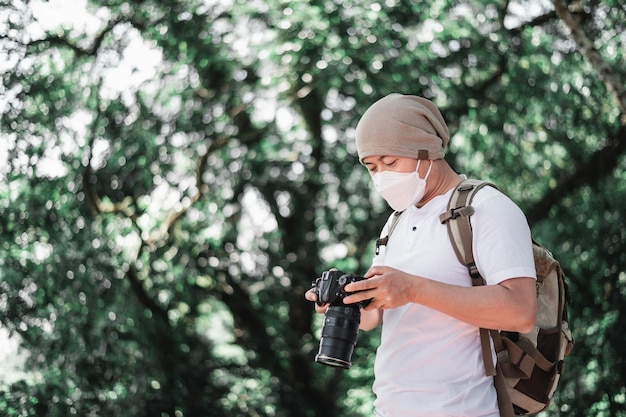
1, 0, 625, 416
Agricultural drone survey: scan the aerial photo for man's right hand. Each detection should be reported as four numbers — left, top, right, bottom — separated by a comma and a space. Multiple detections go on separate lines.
304, 288, 329, 314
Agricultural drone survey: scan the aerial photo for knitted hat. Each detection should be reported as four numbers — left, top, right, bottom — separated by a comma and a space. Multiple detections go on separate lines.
355, 94, 450, 163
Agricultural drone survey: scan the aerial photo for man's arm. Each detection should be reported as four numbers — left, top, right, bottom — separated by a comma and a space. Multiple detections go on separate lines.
344, 266, 536, 333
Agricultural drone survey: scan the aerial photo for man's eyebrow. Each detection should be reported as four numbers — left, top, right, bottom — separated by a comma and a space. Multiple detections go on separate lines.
364, 156, 388, 164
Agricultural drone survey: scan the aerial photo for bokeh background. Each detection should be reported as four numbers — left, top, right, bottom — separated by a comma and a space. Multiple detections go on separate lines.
1, 0, 625, 416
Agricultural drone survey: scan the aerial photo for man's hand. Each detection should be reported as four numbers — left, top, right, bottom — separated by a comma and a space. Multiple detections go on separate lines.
304, 287, 329, 314
342, 266, 419, 310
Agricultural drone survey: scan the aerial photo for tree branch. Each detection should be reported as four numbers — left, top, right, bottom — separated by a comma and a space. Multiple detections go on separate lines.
126, 263, 170, 324
508, 11, 558, 35
27, 17, 123, 57
81, 96, 171, 323
151, 137, 223, 244
150, 103, 267, 244
524, 2, 626, 225
527, 124, 626, 225
551, 0, 626, 120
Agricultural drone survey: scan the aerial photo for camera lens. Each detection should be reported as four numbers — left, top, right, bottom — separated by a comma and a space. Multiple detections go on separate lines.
315, 305, 361, 369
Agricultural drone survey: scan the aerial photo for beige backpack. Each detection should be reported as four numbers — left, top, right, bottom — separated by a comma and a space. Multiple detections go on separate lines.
438, 179, 574, 416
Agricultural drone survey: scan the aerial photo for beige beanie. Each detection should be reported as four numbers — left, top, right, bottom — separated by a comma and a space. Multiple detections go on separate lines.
355, 94, 450, 163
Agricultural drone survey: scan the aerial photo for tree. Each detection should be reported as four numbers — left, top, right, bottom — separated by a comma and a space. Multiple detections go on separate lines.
0, 0, 624, 416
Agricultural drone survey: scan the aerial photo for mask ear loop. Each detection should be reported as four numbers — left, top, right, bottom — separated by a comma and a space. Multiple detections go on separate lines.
419, 159, 434, 180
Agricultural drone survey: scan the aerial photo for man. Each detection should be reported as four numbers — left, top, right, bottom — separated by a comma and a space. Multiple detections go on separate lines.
305, 93, 537, 416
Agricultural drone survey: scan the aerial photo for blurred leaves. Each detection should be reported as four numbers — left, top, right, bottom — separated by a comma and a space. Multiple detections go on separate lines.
0, 0, 625, 416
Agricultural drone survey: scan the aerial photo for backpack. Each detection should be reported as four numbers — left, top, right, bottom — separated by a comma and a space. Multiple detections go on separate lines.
437, 179, 574, 416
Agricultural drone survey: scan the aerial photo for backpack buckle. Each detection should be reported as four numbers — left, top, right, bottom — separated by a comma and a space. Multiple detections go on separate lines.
439, 206, 475, 224
467, 262, 483, 283
375, 237, 389, 254
453, 205, 475, 219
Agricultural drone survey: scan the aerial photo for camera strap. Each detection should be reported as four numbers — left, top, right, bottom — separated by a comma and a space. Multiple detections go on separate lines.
375, 210, 404, 254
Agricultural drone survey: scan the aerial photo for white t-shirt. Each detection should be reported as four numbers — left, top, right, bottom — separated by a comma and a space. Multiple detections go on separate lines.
371, 186, 536, 417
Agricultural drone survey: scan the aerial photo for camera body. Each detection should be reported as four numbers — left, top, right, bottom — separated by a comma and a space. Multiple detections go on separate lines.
313, 269, 371, 307
312, 270, 371, 369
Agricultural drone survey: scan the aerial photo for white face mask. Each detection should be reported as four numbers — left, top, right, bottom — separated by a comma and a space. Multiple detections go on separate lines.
372, 160, 433, 211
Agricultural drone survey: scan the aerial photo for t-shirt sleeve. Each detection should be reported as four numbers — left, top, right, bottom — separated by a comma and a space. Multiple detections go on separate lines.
471, 188, 537, 285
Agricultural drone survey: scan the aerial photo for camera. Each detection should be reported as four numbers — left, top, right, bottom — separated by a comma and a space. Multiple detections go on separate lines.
312, 269, 371, 369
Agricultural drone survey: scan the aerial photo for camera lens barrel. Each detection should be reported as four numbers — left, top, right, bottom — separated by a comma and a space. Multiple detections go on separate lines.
315, 304, 361, 369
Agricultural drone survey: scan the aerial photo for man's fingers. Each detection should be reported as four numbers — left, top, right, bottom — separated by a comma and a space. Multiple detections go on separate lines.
343, 289, 372, 305
346, 274, 379, 292
316, 304, 329, 314
304, 288, 318, 301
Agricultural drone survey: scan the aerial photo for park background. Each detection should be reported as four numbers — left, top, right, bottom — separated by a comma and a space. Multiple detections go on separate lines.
1, 0, 625, 416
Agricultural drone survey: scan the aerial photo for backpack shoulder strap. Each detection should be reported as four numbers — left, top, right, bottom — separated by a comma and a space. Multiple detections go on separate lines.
439, 179, 502, 376
439, 179, 496, 285
375, 211, 404, 255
